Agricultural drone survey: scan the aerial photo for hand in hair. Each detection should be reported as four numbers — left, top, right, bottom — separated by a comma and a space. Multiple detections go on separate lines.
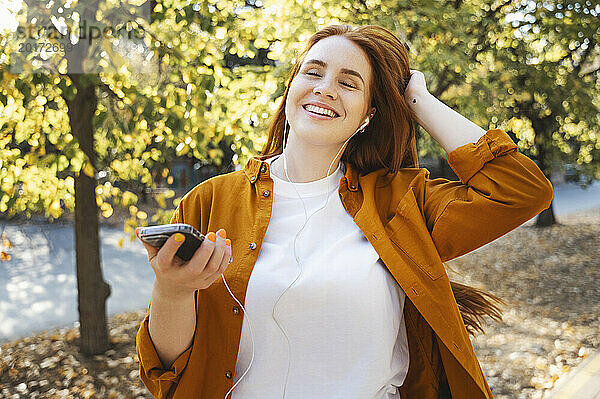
404, 69, 429, 105
404, 68, 486, 152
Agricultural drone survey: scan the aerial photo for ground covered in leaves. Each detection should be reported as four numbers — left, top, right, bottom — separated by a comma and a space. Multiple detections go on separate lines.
0, 311, 150, 398
1, 208, 598, 398
447, 207, 600, 399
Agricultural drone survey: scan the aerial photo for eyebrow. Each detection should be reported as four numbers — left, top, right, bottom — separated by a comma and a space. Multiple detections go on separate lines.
303, 59, 365, 85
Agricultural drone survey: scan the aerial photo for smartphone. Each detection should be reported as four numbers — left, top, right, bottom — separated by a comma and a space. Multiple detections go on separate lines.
138, 223, 205, 262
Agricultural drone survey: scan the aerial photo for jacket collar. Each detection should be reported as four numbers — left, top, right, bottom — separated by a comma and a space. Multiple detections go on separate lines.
243, 155, 360, 192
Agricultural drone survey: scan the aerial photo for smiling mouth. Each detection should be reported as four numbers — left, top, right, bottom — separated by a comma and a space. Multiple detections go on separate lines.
303, 104, 339, 118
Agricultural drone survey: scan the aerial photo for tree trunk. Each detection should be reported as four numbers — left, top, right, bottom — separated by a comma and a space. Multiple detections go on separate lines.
67, 74, 111, 355
218, 136, 236, 174
531, 117, 557, 227
536, 199, 556, 227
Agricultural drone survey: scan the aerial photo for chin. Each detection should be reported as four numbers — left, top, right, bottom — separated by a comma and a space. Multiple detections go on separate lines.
301, 128, 351, 146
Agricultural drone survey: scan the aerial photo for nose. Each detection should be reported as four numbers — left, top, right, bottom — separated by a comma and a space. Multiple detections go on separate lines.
313, 79, 337, 100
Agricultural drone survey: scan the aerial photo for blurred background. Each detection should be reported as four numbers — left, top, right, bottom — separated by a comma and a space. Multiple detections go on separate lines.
0, 0, 598, 398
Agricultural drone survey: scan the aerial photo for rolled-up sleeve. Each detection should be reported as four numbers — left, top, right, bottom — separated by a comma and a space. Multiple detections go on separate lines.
422, 129, 553, 262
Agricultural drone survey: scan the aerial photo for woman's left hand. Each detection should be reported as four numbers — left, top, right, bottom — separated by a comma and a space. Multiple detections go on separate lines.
404, 69, 429, 103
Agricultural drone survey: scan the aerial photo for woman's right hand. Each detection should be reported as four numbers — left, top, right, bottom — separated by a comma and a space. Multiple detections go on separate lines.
136, 228, 232, 300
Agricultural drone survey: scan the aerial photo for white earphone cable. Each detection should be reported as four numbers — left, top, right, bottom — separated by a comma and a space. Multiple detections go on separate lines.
222, 115, 369, 399
222, 273, 255, 399
274, 117, 368, 399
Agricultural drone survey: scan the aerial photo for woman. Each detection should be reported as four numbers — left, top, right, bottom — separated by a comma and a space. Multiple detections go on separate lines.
136, 25, 553, 399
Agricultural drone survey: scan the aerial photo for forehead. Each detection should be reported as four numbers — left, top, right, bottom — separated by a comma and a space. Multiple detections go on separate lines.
302, 36, 372, 79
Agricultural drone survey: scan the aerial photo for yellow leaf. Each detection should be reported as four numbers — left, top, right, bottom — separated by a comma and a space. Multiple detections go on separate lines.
49, 200, 62, 218
214, 64, 223, 79
215, 27, 227, 40
118, 238, 124, 248
82, 162, 94, 178
101, 202, 113, 218
0, 251, 11, 262
121, 191, 138, 207
1, 233, 13, 248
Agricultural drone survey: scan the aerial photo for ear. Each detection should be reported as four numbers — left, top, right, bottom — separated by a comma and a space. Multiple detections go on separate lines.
369, 107, 376, 119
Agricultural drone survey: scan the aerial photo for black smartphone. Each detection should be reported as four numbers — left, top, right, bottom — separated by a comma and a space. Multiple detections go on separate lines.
138, 223, 205, 262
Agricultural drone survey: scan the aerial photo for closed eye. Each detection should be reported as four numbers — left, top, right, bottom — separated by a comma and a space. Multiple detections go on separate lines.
304, 70, 357, 89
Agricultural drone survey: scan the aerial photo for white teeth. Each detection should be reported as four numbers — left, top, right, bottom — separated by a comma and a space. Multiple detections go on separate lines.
304, 104, 337, 118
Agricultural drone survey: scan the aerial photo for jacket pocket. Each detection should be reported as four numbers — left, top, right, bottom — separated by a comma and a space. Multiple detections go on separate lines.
384, 188, 445, 280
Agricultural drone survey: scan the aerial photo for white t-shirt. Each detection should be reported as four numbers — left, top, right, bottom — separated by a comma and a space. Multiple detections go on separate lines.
232, 155, 409, 399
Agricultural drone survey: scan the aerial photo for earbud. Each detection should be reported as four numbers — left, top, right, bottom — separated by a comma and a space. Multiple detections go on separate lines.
356, 114, 373, 134
358, 117, 370, 132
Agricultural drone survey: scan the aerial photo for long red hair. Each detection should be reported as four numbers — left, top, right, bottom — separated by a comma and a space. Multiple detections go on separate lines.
260, 24, 503, 335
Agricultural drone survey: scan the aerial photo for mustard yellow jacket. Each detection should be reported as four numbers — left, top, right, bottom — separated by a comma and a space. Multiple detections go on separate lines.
136, 129, 553, 399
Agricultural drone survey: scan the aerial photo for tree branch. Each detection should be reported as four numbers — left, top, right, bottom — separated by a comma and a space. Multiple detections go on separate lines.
97, 81, 122, 101
581, 66, 600, 78
574, 36, 597, 76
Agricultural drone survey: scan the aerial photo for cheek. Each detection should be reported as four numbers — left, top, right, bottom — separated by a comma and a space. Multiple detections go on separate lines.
347, 95, 368, 119
285, 84, 301, 111
286, 80, 311, 114
288, 78, 309, 100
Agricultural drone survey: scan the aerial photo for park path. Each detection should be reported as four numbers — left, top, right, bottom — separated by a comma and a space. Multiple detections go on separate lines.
547, 350, 600, 399
0, 225, 151, 341
0, 181, 599, 341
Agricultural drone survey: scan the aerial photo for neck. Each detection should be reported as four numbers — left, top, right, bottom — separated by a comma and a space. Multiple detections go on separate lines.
271, 134, 344, 183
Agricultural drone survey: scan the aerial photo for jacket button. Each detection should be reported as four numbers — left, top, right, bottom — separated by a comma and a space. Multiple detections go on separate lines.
250, 176, 256, 183
232, 306, 240, 315
260, 164, 267, 173
262, 190, 270, 197
249, 242, 257, 250
225, 370, 232, 379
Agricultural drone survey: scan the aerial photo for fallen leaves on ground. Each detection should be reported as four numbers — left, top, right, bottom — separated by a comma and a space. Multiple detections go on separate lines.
447, 208, 600, 399
0, 311, 151, 398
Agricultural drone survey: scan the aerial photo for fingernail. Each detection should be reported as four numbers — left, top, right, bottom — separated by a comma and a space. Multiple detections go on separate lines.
173, 233, 185, 243
207, 232, 216, 242
225, 239, 231, 246
218, 229, 227, 239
